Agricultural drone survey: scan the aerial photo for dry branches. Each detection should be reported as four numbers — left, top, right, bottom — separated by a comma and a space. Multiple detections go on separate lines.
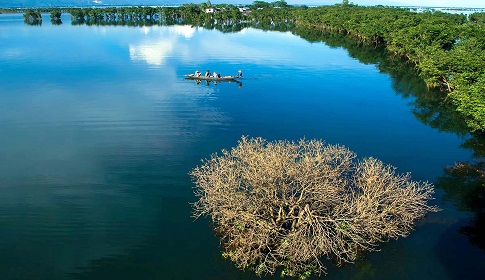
191, 136, 438, 278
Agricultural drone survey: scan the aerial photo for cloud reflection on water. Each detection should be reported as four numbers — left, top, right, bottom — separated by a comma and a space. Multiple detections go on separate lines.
129, 25, 197, 66
127, 25, 371, 72
129, 39, 175, 66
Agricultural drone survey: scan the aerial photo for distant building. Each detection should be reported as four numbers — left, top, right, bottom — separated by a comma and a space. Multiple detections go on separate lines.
238, 7, 251, 14
204, 8, 221, 13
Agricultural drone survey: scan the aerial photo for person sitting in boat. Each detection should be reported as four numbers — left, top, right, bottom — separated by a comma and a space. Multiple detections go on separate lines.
194, 70, 201, 77
213, 71, 220, 78
235, 70, 242, 78
205, 70, 210, 77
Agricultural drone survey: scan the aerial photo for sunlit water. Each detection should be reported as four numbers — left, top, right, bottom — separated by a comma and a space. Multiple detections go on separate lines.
0, 13, 484, 279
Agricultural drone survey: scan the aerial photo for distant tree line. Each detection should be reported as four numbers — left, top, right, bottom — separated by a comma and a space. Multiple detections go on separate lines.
20, 1, 485, 133
62, 2, 302, 27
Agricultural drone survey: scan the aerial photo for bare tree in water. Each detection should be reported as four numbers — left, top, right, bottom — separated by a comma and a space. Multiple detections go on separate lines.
191, 136, 438, 278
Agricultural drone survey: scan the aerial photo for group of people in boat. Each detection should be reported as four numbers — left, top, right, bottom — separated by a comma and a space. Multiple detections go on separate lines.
193, 70, 242, 79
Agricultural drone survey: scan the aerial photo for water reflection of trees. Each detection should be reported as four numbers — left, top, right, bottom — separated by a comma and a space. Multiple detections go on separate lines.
436, 161, 485, 251
24, 19, 42, 26
293, 28, 484, 151
67, 16, 295, 33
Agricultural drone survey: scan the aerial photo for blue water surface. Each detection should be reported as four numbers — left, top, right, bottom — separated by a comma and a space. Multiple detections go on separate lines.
0, 13, 483, 279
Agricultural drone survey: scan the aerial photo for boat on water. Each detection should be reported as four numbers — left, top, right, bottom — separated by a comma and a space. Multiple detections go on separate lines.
184, 70, 242, 82
184, 75, 238, 81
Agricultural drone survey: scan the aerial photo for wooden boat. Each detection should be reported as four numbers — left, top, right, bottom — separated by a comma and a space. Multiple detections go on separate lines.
184, 74, 239, 81
184, 70, 242, 82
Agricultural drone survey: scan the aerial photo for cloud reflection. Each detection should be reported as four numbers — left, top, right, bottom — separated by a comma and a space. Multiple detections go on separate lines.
129, 39, 175, 66
0, 48, 22, 58
128, 26, 367, 71
169, 25, 196, 39
129, 25, 197, 66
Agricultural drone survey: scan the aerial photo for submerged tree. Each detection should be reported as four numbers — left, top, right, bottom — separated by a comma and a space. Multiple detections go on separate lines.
23, 8, 42, 25
191, 136, 438, 278
50, 8, 62, 25
50, 8, 61, 20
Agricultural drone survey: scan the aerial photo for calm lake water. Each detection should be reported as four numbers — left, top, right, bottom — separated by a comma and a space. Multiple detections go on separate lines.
1, 13, 484, 279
